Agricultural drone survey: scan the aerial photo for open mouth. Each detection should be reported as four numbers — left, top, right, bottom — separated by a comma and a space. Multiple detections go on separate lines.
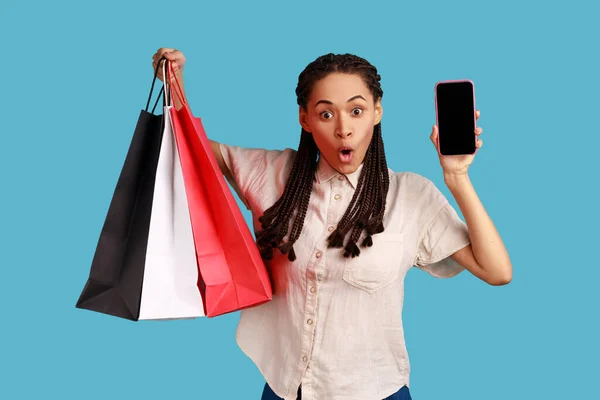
338, 147, 354, 163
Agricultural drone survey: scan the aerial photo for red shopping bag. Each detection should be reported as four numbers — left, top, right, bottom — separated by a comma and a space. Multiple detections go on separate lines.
166, 62, 272, 317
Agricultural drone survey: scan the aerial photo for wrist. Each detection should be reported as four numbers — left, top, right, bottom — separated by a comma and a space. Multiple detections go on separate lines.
444, 172, 470, 189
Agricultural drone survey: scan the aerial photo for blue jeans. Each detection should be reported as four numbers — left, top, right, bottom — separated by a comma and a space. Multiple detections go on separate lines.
261, 383, 412, 399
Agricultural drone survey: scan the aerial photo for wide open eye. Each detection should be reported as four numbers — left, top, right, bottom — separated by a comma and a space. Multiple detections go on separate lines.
320, 111, 333, 119
351, 107, 363, 116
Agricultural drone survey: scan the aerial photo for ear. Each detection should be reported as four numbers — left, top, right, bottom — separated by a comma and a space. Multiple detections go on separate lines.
374, 100, 383, 125
299, 106, 312, 133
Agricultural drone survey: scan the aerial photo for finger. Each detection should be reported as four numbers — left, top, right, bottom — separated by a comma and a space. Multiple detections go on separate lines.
153, 57, 176, 71
152, 49, 168, 63
152, 49, 174, 72
476, 138, 483, 148
157, 47, 177, 59
476, 110, 481, 120
163, 50, 184, 65
159, 53, 184, 74
430, 125, 439, 146
475, 127, 483, 135
152, 58, 165, 70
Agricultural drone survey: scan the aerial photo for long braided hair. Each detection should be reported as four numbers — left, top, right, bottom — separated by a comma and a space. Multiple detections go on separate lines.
255, 53, 390, 262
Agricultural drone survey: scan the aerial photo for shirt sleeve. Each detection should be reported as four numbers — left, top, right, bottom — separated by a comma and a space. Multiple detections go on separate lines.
218, 143, 289, 210
413, 180, 471, 278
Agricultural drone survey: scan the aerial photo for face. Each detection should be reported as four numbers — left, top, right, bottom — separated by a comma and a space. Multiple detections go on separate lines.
299, 72, 383, 175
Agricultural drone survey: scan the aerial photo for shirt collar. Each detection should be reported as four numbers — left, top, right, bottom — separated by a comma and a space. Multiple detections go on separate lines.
316, 156, 363, 190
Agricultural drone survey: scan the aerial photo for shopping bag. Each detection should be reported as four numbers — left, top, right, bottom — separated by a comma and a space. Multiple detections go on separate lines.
138, 61, 204, 320
165, 61, 272, 317
76, 60, 193, 321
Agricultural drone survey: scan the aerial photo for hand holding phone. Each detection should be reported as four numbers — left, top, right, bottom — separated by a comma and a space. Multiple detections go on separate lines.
434, 80, 477, 156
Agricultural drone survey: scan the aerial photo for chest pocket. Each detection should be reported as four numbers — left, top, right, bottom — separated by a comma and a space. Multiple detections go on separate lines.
342, 233, 404, 294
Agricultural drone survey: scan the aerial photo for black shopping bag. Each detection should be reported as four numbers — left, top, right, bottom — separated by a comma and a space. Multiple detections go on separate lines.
75, 61, 166, 320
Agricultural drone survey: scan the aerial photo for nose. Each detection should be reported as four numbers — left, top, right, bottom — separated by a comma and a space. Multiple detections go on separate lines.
335, 115, 352, 139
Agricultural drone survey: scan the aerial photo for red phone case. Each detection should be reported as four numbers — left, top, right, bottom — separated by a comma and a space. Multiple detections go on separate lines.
434, 79, 477, 156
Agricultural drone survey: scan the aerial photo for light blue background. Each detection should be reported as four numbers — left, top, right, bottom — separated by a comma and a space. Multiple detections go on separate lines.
1, 0, 598, 398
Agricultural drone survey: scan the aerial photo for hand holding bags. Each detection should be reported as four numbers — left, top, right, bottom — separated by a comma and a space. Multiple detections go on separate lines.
76, 59, 272, 321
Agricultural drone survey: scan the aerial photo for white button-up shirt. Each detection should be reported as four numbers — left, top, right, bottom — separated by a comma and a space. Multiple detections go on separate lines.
220, 143, 471, 400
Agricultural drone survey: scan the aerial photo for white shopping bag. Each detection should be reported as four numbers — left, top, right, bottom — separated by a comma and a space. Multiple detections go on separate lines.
138, 60, 205, 320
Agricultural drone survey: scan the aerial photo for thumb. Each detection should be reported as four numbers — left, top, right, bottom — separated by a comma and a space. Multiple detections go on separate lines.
430, 125, 439, 145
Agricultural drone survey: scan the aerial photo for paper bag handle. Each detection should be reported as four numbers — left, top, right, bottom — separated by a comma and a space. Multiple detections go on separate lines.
162, 59, 172, 108
166, 61, 187, 107
145, 56, 166, 113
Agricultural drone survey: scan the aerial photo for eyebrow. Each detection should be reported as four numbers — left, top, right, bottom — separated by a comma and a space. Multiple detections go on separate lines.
314, 95, 367, 108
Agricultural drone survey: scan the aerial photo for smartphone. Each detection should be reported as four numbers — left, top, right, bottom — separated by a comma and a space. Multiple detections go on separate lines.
434, 80, 477, 155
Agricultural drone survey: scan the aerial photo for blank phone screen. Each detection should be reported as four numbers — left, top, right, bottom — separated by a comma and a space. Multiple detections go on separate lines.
436, 81, 476, 155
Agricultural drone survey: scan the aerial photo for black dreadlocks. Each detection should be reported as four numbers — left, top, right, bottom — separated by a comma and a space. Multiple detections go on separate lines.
256, 53, 389, 262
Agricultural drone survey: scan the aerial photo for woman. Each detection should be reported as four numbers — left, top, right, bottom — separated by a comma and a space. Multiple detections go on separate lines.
151, 48, 512, 400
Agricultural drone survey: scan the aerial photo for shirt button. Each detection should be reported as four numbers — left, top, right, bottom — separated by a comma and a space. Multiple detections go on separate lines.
334, 194, 341, 200
316, 251, 322, 258
338, 176, 344, 181
310, 286, 316, 293
327, 226, 334, 232
307, 319, 313, 325
302, 356, 308, 362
